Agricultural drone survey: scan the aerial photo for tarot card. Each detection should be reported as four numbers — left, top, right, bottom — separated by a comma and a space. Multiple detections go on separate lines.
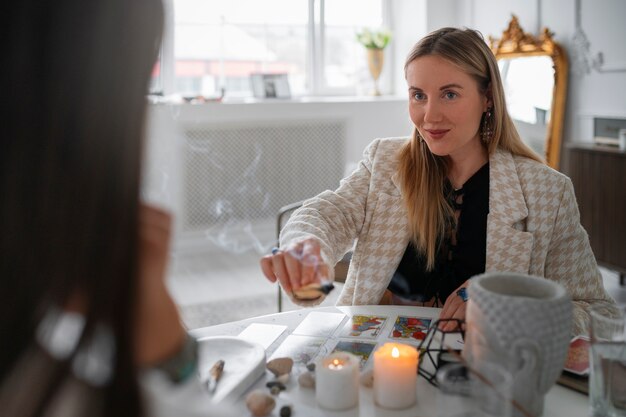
332, 340, 377, 369
389, 316, 432, 342
292, 312, 346, 337
238, 323, 287, 349
563, 335, 590, 376
269, 335, 327, 367
340, 315, 388, 339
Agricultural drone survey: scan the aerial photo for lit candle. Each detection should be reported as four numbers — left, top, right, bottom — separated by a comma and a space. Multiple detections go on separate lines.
373, 342, 418, 409
328, 358, 344, 370
315, 352, 359, 410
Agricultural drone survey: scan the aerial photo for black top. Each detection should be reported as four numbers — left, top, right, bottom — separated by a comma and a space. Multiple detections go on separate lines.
387, 163, 489, 304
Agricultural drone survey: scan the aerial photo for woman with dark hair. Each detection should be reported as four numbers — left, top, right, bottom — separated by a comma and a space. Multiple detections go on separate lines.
261, 27, 616, 335
0, 1, 228, 416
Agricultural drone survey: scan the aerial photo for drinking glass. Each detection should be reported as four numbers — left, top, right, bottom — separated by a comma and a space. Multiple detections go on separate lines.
589, 305, 626, 417
436, 362, 512, 417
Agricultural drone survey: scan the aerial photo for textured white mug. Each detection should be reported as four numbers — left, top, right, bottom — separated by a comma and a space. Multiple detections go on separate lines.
463, 272, 572, 417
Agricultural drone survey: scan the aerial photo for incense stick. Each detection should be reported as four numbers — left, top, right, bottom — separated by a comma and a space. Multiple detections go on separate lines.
206, 359, 225, 393
292, 281, 335, 300
446, 349, 535, 417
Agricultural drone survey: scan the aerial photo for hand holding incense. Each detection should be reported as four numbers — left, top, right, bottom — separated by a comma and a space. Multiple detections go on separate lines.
292, 281, 335, 301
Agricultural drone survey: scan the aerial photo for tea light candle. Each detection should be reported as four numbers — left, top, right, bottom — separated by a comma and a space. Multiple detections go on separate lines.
373, 343, 418, 409
315, 352, 359, 410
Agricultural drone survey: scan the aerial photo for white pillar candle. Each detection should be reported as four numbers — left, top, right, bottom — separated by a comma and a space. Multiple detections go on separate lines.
373, 342, 418, 409
315, 352, 359, 410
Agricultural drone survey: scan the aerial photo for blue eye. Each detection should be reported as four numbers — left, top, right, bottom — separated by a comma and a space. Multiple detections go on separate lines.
413, 92, 426, 101
444, 91, 458, 99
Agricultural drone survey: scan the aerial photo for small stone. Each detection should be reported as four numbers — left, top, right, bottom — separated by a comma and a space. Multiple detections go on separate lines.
270, 386, 281, 396
266, 381, 286, 391
298, 372, 315, 388
360, 369, 374, 388
280, 405, 292, 417
306, 362, 316, 372
276, 373, 290, 384
245, 390, 275, 417
267, 357, 293, 377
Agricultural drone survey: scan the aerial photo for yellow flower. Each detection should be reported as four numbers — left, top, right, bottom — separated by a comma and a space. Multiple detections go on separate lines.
356, 28, 392, 49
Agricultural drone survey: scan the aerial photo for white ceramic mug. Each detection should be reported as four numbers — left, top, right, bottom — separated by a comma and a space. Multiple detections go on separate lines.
463, 272, 572, 417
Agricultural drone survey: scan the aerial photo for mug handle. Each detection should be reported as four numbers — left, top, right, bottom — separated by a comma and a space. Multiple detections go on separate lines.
512, 338, 543, 388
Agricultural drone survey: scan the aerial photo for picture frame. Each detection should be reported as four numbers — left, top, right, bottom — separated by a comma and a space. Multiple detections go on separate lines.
250, 73, 291, 99
593, 117, 626, 146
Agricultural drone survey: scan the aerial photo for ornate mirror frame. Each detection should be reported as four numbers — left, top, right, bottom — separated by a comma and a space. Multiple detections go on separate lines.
489, 15, 568, 169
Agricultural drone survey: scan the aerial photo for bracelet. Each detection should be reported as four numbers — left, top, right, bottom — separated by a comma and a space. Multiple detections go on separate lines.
154, 333, 199, 384
456, 287, 469, 302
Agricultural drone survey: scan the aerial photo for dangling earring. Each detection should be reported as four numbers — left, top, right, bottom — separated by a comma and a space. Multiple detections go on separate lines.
481, 107, 494, 143
415, 129, 424, 143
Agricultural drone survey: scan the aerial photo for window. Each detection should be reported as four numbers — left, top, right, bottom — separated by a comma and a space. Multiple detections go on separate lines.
321, 0, 384, 93
157, 0, 387, 97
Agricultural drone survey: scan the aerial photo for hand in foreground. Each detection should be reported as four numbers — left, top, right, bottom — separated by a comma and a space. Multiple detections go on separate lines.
438, 280, 470, 332
260, 237, 331, 294
135, 203, 186, 366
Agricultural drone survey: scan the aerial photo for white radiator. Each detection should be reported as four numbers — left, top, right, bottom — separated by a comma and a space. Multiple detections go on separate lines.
179, 120, 346, 252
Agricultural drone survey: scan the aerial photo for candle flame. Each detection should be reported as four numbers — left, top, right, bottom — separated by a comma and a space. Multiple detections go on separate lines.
328, 358, 344, 370
392, 347, 400, 358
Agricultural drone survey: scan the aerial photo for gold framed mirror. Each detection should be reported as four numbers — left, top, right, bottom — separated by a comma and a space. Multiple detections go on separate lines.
489, 15, 568, 170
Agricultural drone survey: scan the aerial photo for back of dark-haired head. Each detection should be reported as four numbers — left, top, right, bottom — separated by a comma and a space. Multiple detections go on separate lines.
1, 1, 163, 416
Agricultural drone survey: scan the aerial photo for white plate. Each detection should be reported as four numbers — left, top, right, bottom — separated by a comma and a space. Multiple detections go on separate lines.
197, 336, 266, 403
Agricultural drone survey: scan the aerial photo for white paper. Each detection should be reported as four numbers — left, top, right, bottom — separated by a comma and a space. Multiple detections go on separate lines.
292, 312, 346, 337
238, 323, 287, 349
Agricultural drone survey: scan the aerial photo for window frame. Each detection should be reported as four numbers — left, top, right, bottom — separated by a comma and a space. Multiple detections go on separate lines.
155, 0, 392, 97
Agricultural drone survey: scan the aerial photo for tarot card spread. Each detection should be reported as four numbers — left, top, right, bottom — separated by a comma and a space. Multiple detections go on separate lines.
389, 316, 432, 341
340, 315, 388, 339
332, 340, 377, 369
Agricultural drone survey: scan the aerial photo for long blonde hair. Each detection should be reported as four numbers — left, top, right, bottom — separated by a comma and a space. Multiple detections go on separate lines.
398, 27, 543, 270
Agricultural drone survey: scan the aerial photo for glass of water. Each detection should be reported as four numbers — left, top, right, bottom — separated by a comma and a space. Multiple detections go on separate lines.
436, 362, 512, 417
590, 305, 626, 417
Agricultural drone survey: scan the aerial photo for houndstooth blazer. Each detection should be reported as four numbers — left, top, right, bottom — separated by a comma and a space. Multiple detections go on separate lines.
281, 138, 616, 335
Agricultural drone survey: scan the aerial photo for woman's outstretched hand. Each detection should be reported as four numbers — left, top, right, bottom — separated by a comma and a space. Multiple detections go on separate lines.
260, 237, 331, 294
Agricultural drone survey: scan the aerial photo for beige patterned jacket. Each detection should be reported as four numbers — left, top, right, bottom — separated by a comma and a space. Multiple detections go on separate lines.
281, 138, 615, 335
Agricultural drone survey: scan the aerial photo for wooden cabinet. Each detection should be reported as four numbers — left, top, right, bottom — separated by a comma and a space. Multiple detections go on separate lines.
566, 144, 626, 283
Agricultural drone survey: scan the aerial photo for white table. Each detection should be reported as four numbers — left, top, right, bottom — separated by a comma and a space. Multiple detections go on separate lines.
191, 305, 588, 417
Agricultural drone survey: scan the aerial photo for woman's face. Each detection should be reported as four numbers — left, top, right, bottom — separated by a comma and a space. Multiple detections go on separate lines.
406, 55, 490, 160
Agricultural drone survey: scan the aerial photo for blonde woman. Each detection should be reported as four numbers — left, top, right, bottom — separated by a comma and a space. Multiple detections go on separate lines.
260, 27, 614, 335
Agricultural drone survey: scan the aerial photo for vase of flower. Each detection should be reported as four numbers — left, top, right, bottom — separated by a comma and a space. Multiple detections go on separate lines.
356, 28, 391, 96
367, 48, 384, 96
